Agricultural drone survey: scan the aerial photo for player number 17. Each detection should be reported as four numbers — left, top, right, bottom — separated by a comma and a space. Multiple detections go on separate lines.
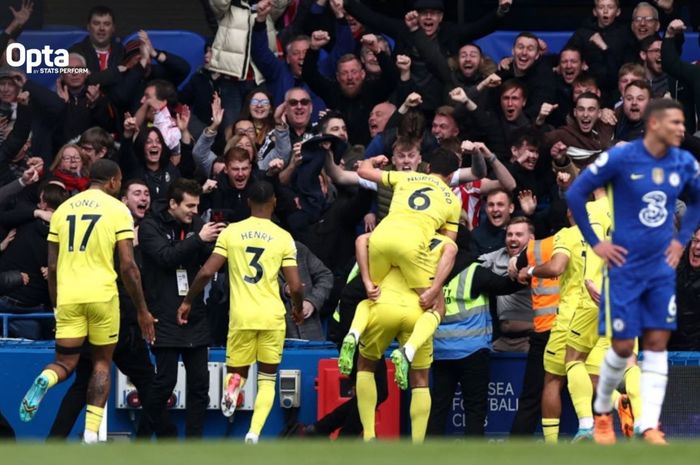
66, 214, 101, 252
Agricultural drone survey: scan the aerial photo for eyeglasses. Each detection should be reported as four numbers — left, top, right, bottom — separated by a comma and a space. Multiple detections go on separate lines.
235, 127, 256, 135
633, 16, 657, 23
62, 155, 81, 161
287, 98, 311, 107
250, 98, 270, 106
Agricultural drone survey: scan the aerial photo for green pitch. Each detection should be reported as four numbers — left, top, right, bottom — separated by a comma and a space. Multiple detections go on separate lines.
3, 439, 700, 465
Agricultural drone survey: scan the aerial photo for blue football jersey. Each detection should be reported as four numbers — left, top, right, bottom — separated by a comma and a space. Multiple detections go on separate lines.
568, 139, 700, 272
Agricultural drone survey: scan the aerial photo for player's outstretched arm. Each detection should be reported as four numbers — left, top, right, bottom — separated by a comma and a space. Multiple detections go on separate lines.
282, 265, 304, 324
47, 242, 58, 308
357, 155, 390, 185
355, 233, 380, 300
177, 252, 226, 325
324, 151, 360, 186
419, 241, 457, 309
117, 239, 157, 344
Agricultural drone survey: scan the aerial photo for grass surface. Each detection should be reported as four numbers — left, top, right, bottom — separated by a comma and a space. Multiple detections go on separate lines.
3, 439, 700, 465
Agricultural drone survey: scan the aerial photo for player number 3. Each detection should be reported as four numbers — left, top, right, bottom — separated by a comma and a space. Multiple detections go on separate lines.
638, 191, 668, 228
244, 246, 265, 284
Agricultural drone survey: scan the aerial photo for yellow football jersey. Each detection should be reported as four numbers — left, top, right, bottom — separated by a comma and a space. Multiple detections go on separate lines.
48, 189, 134, 305
552, 225, 586, 329
214, 216, 297, 330
583, 197, 611, 301
380, 171, 461, 238
376, 234, 454, 307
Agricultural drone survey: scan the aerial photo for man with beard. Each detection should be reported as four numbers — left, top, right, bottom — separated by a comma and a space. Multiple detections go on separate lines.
614, 80, 651, 142
670, 227, 700, 351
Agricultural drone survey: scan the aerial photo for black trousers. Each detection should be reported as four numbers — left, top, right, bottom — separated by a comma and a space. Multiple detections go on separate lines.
427, 348, 490, 436
0, 409, 14, 439
315, 356, 388, 437
48, 324, 156, 439
510, 330, 550, 435
146, 345, 209, 439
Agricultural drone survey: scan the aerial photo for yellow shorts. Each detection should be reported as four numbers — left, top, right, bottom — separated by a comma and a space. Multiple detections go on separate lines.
55, 295, 119, 346
543, 327, 567, 376
368, 224, 435, 290
226, 329, 285, 368
567, 304, 600, 353
358, 300, 433, 370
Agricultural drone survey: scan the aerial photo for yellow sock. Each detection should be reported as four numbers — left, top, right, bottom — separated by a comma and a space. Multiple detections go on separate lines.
542, 418, 560, 444
566, 361, 593, 421
349, 300, 371, 340
410, 387, 431, 444
85, 405, 104, 433
405, 311, 441, 359
41, 369, 59, 388
249, 372, 276, 436
356, 371, 377, 441
624, 364, 642, 420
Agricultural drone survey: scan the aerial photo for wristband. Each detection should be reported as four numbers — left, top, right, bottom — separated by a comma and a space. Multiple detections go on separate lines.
486, 154, 497, 164
527, 266, 534, 277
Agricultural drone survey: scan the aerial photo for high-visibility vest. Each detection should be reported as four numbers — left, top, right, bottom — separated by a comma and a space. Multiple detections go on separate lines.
433, 263, 492, 360
526, 237, 560, 333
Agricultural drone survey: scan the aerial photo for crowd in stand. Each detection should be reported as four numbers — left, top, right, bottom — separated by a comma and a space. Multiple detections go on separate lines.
1, 0, 700, 439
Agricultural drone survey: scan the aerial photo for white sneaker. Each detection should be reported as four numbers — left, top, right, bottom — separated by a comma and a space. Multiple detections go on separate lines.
83, 430, 99, 444
244, 432, 259, 444
221, 373, 242, 418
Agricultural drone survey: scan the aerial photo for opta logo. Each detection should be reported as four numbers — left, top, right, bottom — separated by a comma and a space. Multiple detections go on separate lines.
5, 43, 69, 73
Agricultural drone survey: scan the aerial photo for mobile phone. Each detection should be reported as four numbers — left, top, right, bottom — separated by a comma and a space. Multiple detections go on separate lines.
211, 210, 226, 224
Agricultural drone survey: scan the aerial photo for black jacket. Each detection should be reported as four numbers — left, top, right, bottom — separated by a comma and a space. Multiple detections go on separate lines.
201, 171, 251, 223
0, 270, 23, 295
670, 249, 700, 350
498, 58, 557, 122
0, 218, 51, 307
69, 36, 125, 90
661, 36, 700, 135
138, 206, 213, 348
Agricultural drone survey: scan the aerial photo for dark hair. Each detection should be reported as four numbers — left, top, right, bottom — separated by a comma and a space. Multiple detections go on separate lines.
500, 79, 528, 99
397, 110, 425, 140
429, 147, 459, 176
79, 126, 115, 157
87, 5, 114, 23
639, 35, 661, 53
167, 178, 202, 204
514, 32, 540, 48
574, 91, 601, 107
643, 98, 684, 123
559, 45, 582, 59
624, 79, 652, 97
135, 127, 172, 170
41, 183, 69, 210
509, 126, 541, 150
572, 71, 598, 88
145, 79, 178, 110
459, 42, 482, 56
247, 180, 275, 205
318, 110, 345, 134
89, 158, 121, 183
120, 178, 149, 198
440, 137, 461, 155
508, 216, 535, 234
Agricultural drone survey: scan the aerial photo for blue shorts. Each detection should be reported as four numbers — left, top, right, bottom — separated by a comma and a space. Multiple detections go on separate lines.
599, 267, 677, 339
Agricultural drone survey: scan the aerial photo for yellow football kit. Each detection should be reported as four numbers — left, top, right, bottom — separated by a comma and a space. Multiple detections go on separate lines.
214, 216, 297, 367
48, 189, 134, 345
368, 171, 460, 289
359, 234, 454, 370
